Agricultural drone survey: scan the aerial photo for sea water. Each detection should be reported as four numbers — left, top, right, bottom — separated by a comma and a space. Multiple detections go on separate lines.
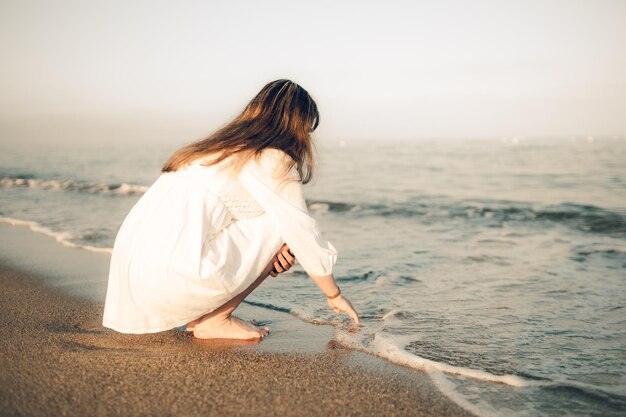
1, 136, 625, 417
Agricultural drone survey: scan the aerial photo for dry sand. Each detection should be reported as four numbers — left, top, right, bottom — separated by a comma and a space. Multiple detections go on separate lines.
0, 222, 475, 417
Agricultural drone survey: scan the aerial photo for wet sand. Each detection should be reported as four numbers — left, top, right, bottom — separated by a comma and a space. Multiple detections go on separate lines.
0, 222, 475, 416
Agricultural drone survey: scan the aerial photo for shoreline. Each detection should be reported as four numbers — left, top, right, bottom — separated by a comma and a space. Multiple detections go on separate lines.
0, 221, 475, 416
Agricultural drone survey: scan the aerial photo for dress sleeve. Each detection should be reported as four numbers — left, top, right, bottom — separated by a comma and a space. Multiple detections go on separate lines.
238, 148, 338, 276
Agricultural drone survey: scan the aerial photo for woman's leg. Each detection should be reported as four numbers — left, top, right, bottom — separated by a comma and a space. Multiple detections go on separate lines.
189, 245, 286, 340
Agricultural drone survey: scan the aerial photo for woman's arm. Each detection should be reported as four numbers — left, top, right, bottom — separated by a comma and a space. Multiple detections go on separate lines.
239, 149, 360, 323
238, 149, 337, 276
270, 246, 359, 324
308, 271, 360, 324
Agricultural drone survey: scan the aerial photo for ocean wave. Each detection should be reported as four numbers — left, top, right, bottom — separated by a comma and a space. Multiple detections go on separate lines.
0, 175, 148, 196
242, 300, 340, 326
311, 198, 626, 237
0, 216, 113, 255
334, 329, 626, 415
3, 214, 624, 416
542, 381, 626, 410
3, 174, 625, 237
241, 300, 291, 314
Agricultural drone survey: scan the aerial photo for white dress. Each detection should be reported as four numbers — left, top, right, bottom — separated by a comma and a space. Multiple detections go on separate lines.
102, 148, 337, 333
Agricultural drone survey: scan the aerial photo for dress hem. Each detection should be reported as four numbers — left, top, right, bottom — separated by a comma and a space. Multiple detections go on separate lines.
102, 312, 208, 334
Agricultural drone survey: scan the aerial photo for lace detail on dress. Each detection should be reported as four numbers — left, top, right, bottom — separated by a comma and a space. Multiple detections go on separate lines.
217, 182, 265, 220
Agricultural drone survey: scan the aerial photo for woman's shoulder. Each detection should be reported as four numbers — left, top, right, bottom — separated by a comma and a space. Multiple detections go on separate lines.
188, 151, 227, 168
188, 148, 291, 169
257, 148, 298, 175
246, 148, 301, 184
257, 147, 294, 164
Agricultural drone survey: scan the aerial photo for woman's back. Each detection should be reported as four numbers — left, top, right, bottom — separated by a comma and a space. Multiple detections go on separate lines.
112, 151, 271, 271
103, 79, 359, 339
103, 148, 337, 333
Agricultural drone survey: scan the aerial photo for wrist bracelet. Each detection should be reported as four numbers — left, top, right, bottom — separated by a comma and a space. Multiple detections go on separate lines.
326, 287, 341, 300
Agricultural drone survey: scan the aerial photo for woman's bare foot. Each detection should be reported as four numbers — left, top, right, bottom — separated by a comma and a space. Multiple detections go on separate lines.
192, 315, 270, 340
186, 245, 289, 337
186, 319, 199, 332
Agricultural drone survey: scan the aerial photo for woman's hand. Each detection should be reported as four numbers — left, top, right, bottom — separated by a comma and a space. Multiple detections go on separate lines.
269, 243, 296, 277
328, 295, 361, 324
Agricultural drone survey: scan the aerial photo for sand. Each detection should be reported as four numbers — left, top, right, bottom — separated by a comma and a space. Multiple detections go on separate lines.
0, 222, 475, 417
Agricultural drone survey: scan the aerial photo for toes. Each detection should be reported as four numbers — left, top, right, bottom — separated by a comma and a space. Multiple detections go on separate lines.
193, 329, 207, 339
248, 320, 270, 336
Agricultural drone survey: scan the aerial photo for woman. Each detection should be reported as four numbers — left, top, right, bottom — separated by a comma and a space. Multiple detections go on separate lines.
102, 79, 360, 341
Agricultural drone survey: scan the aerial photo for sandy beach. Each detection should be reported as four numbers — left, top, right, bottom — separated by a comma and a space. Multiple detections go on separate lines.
0, 222, 474, 417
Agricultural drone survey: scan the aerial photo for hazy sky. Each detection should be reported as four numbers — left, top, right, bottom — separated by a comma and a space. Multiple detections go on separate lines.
1, 0, 625, 142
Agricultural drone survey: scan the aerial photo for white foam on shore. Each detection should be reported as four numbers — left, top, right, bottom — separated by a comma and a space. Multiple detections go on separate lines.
0, 214, 544, 389
427, 370, 500, 417
332, 331, 546, 417
0, 216, 112, 255
0, 214, 531, 417
335, 331, 537, 388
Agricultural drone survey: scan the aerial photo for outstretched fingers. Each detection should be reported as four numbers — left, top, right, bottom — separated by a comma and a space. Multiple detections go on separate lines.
346, 301, 361, 324
328, 296, 361, 324
348, 308, 361, 324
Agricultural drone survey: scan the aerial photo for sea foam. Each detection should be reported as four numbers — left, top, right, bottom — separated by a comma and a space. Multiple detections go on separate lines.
334, 330, 537, 388
0, 216, 113, 255
0, 176, 148, 196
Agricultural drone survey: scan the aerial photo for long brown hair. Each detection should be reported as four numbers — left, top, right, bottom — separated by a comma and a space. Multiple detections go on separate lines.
161, 79, 320, 184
